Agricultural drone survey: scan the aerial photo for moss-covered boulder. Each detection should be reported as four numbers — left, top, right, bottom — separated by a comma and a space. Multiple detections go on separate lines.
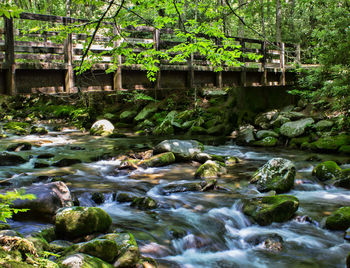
0, 152, 27, 166
55, 207, 112, 240
254, 110, 279, 129
236, 125, 255, 145
280, 118, 314, 138
195, 160, 226, 179
160, 183, 202, 194
90, 119, 115, 136
325, 207, 350, 230
271, 115, 291, 128
256, 130, 279, 139
242, 195, 299, 226
119, 110, 137, 123
3, 121, 30, 135
134, 102, 159, 122
6, 142, 32, 152
339, 145, 350, 154
52, 158, 82, 167
252, 136, 278, 147
310, 134, 350, 152
49, 240, 74, 253
314, 120, 334, 132
30, 126, 48, 135
138, 152, 175, 168
312, 161, 342, 181
189, 126, 207, 135
154, 139, 203, 161
289, 136, 310, 148
131, 197, 157, 210
250, 158, 296, 193
59, 253, 114, 268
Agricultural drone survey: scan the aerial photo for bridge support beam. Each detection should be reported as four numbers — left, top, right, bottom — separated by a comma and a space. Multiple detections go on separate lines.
113, 25, 123, 91
64, 18, 74, 93
4, 17, 16, 96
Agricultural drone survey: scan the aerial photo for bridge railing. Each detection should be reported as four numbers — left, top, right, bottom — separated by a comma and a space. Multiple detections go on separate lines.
0, 12, 300, 94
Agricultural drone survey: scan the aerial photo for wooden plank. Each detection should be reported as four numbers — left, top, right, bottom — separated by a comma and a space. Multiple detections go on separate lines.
13, 46, 64, 54
16, 53, 64, 61
280, 42, 286, 86
14, 40, 63, 48
19, 12, 88, 24
4, 17, 16, 95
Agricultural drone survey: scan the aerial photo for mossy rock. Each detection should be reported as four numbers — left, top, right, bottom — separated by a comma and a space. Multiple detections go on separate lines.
59, 253, 114, 268
131, 197, 157, 210
339, 145, 350, 154
189, 126, 207, 135
116, 193, 137, 203
138, 152, 175, 168
6, 142, 32, 152
154, 139, 203, 161
254, 110, 279, 129
312, 161, 342, 181
314, 120, 334, 132
52, 158, 82, 167
49, 240, 74, 253
195, 160, 226, 179
289, 136, 310, 148
3, 122, 30, 135
30, 126, 48, 135
0, 223, 11, 230
236, 125, 255, 145
90, 120, 115, 136
310, 134, 350, 152
161, 183, 201, 194
242, 195, 299, 226
325, 207, 350, 230
55, 207, 112, 240
176, 110, 194, 123
225, 156, 240, 166
251, 158, 296, 193
256, 130, 279, 140
252, 136, 278, 147
113, 245, 140, 268
0, 152, 27, 166
280, 118, 314, 138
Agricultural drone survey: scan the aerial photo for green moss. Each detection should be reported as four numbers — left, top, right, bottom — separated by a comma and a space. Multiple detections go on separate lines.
252, 136, 278, 147
76, 239, 119, 263
138, 152, 175, 168
59, 253, 114, 268
339, 145, 350, 154
131, 197, 157, 210
310, 134, 350, 152
289, 136, 310, 148
242, 195, 299, 226
195, 160, 225, 179
325, 207, 350, 230
189, 126, 207, 135
312, 161, 342, 181
3, 122, 30, 135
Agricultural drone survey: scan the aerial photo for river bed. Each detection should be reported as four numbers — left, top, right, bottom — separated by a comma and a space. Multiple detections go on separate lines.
1, 128, 350, 268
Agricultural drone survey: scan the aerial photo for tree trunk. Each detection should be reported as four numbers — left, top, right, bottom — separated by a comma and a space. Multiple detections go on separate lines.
260, 0, 266, 38
276, 0, 282, 42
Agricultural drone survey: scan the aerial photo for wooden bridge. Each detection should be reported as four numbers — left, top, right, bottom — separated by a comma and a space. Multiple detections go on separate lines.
0, 12, 301, 95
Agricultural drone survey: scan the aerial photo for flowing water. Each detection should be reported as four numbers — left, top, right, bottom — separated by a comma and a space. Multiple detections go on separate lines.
1, 127, 350, 268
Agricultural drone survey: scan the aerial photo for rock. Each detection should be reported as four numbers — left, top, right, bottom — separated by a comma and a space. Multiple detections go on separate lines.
13, 181, 73, 221
314, 120, 334, 131
0, 152, 27, 166
59, 253, 113, 268
90, 119, 115, 136
52, 158, 82, 167
339, 145, 350, 154
37, 153, 55, 159
195, 160, 226, 179
91, 192, 105, 204
245, 233, 283, 252
3, 121, 30, 135
280, 118, 314, 138
119, 110, 138, 123
236, 125, 255, 145
34, 161, 50, 168
325, 207, 350, 230
289, 136, 310, 148
30, 126, 48, 135
250, 158, 296, 193
312, 161, 342, 181
160, 183, 201, 195
176, 110, 194, 123
254, 110, 279, 129
225, 156, 240, 166
207, 124, 226, 136
116, 193, 137, 203
49, 240, 74, 253
131, 197, 157, 210
55, 207, 112, 239
256, 130, 279, 140
154, 139, 203, 161
242, 195, 299, 226
189, 126, 207, 135
279, 111, 305, 120
252, 136, 278, 147
6, 142, 32, 152
100, 233, 140, 268
138, 152, 175, 168
270, 115, 291, 128
71, 238, 119, 263
200, 178, 218, 191
310, 134, 350, 152
134, 102, 159, 122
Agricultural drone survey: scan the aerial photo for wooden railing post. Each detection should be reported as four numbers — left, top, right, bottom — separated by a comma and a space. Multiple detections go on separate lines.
239, 39, 247, 87
113, 25, 122, 90
280, 42, 286, 86
261, 41, 267, 86
215, 39, 223, 88
64, 17, 74, 93
4, 17, 16, 95
153, 28, 161, 91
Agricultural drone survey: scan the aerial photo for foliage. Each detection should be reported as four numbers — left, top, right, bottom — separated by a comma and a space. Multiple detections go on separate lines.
0, 190, 36, 223
116, 90, 156, 103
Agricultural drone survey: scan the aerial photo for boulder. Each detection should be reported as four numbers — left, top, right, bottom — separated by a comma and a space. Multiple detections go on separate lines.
314, 120, 334, 132
59, 253, 113, 268
91, 192, 105, 205
252, 136, 278, 147
256, 130, 279, 140
280, 118, 314, 138
0, 152, 27, 166
13, 181, 73, 221
116, 193, 137, 203
55, 207, 112, 239
242, 195, 299, 226
49, 240, 74, 253
310, 134, 350, 152
138, 152, 175, 168
236, 125, 255, 145
154, 139, 203, 161
160, 183, 201, 195
312, 161, 342, 181
270, 115, 291, 128
195, 160, 226, 179
339, 145, 350, 154
90, 119, 115, 136
279, 111, 305, 120
131, 197, 157, 210
52, 158, 82, 167
30, 126, 48, 135
6, 142, 32, 152
119, 110, 137, 123
250, 158, 296, 193
325, 207, 350, 230
254, 110, 279, 129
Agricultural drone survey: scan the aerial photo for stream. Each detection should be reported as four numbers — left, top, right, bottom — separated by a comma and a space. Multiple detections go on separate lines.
1, 126, 350, 268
